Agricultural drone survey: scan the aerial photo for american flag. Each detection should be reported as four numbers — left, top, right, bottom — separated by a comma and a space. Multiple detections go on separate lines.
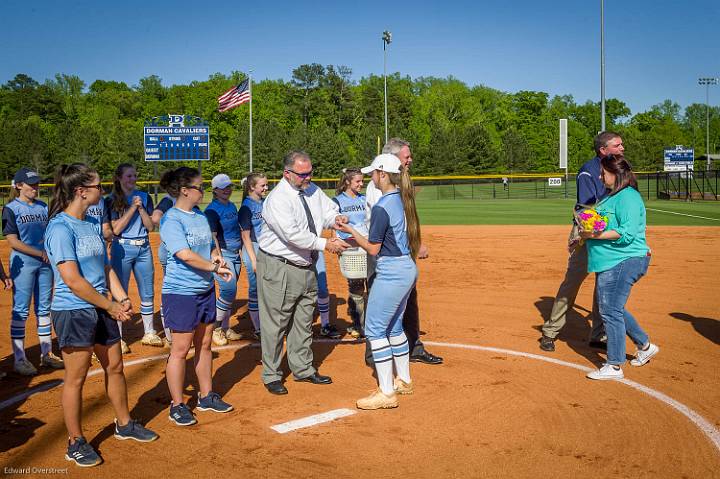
218, 79, 250, 112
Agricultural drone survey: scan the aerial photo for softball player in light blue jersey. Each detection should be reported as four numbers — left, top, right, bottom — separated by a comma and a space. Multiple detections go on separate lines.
46, 163, 157, 467
151, 184, 178, 346
107, 163, 159, 351
238, 172, 268, 339
2, 167, 62, 375
85, 193, 113, 242
332, 168, 368, 339
160, 167, 234, 426
205, 174, 243, 346
337, 154, 419, 410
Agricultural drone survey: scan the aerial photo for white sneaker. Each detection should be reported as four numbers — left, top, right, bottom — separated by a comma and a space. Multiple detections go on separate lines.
141, 332, 164, 347
586, 363, 624, 381
630, 343, 659, 367
212, 329, 228, 346
14, 358, 38, 376
224, 328, 242, 341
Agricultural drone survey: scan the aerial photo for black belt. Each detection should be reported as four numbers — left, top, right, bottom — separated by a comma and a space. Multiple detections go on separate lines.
259, 249, 313, 270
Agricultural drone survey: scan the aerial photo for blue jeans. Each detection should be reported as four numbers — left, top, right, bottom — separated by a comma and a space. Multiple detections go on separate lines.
365, 255, 417, 340
596, 255, 651, 365
241, 242, 260, 317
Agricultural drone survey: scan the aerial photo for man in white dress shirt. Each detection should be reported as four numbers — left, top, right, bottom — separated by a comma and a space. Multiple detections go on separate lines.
257, 150, 349, 395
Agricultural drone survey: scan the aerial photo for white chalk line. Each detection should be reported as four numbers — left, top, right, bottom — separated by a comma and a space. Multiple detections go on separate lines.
271, 408, 356, 434
1, 340, 718, 455
424, 341, 720, 453
646, 207, 720, 222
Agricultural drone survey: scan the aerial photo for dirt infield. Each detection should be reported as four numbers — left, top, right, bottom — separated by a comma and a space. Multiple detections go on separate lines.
0, 226, 718, 478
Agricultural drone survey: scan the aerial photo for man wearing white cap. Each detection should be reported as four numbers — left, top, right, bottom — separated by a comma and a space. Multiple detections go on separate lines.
205, 173, 243, 346
363, 138, 444, 367
257, 150, 350, 395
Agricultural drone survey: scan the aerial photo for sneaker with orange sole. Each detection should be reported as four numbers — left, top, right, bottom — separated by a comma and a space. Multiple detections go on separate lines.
356, 389, 399, 410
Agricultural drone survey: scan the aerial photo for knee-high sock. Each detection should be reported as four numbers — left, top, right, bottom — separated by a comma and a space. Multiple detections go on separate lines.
216, 296, 232, 329
318, 295, 330, 327
249, 310, 260, 332
11, 318, 26, 361
160, 305, 172, 342
370, 338, 394, 395
37, 315, 52, 356
248, 294, 260, 331
389, 332, 411, 383
140, 301, 155, 334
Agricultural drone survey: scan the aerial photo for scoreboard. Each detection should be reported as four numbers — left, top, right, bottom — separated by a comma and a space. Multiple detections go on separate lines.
144, 115, 209, 162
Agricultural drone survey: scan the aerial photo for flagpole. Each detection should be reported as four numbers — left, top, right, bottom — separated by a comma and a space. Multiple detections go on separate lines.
249, 70, 253, 173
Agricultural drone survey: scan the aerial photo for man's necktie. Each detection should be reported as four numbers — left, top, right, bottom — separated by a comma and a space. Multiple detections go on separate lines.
299, 190, 319, 262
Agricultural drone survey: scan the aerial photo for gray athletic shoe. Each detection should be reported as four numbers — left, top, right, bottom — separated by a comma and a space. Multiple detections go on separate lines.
65, 437, 102, 467
169, 403, 197, 426
114, 419, 159, 442
197, 392, 234, 413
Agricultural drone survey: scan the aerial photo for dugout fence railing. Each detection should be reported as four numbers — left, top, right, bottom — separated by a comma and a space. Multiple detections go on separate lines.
1, 171, 717, 209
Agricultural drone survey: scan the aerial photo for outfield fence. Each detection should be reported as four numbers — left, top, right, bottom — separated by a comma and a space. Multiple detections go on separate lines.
1, 171, 717, 209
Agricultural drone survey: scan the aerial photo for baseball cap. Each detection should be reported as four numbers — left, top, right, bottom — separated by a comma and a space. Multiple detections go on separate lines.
13, 168, 41, 186
211, 174, 233, 189
360, 154, 401, 174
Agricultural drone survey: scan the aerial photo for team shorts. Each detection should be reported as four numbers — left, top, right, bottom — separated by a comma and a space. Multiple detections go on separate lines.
162, 287, 217, 333
51, 307, 121, 349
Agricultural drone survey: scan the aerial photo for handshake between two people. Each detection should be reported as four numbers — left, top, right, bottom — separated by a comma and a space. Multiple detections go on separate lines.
325, 215, 351, 255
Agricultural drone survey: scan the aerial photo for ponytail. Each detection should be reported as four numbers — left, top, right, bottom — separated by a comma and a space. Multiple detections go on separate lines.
49, 163, 98, 218
159, 169, 176, 196
160, 167, 200, 198
386, 168, 421, 260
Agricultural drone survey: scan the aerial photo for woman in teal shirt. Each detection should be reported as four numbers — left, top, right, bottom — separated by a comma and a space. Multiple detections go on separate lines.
580, 154, 659, 381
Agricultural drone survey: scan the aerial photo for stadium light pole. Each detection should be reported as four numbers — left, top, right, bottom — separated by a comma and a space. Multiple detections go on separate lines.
698, 77, 718, 171
382, 30, 392, 144
600, 0, 606, 132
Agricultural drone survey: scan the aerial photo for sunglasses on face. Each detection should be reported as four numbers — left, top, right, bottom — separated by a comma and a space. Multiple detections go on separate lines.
185, 185, 205, 193
286, 169, 313, 179
82, 184, 104, 191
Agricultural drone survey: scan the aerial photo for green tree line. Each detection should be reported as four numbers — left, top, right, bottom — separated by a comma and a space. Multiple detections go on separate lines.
0, 67, 718, 181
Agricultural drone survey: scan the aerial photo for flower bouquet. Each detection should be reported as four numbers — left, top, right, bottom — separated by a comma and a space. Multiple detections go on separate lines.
575, 208, 608, 233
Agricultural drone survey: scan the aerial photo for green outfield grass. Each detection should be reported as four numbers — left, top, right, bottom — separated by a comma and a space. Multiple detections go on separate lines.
415, 198, 720, 226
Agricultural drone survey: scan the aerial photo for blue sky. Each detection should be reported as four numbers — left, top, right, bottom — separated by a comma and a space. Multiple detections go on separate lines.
2, 0, 718, 115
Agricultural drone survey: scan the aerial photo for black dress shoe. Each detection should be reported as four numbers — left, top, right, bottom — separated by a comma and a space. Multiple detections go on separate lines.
589, 340, 608, 351
410, 350, 443, 365
294, 372, 332, 385
539, 335, 556, 352
265, 381, 288, 395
